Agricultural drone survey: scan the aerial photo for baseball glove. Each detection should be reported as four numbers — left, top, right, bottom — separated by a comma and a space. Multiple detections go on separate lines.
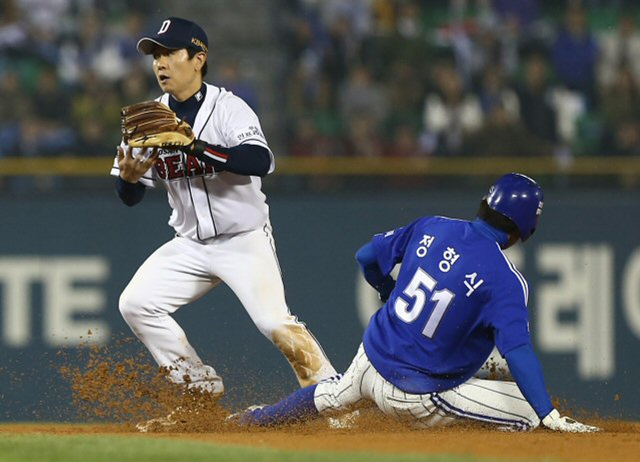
121, 101, 195, 148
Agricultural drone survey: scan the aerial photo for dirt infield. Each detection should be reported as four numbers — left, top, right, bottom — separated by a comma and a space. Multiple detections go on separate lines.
15, 345, 628, 461
2, 417, 638, 462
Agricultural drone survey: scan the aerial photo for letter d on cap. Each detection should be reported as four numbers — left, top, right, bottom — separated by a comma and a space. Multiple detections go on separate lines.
158, 19, 171, 34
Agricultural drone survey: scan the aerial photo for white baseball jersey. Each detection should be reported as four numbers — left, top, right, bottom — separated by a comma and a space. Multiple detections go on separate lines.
111, 83, 275, 241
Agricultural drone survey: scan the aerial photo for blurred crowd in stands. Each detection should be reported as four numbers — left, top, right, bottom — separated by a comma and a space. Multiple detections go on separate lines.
282, 0, 640, 158
1, 0, 640, 159
0, 0, 161, 157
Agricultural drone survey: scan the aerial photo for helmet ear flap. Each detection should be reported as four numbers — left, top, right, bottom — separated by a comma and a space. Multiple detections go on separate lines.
477, 199, 519, 237
521, 227, 535, 242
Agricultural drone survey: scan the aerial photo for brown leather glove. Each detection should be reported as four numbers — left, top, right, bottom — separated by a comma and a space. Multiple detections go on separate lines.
121, 100, 195, 148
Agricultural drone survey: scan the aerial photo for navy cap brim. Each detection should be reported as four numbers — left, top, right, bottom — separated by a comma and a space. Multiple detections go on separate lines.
137, 37, 183, 55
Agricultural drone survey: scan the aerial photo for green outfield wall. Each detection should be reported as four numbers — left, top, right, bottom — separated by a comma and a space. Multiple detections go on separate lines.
0, 187, 637, 420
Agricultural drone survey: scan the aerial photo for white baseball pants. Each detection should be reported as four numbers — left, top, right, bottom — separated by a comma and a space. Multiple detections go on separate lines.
314, 344, 540, 430
119, 223, 336, 393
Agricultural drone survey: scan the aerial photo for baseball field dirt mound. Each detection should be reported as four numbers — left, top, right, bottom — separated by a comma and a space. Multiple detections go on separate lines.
1, 417, 638, 462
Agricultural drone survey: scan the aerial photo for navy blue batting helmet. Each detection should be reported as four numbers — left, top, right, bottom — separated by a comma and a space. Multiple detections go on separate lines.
485, 173, 544, 241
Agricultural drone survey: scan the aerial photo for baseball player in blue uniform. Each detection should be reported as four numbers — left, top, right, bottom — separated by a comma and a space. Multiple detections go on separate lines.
233, 173, 600, 432
110, 17, 336, 429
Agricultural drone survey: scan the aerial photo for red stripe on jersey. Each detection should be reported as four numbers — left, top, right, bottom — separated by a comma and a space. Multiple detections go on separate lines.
204, 147, 228, 163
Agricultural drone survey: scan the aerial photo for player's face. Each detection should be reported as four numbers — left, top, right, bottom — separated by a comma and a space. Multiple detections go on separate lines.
152, 47, 203, 101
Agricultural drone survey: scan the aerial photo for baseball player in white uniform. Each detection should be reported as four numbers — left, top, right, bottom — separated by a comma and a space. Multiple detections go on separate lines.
110, 17, 337, 403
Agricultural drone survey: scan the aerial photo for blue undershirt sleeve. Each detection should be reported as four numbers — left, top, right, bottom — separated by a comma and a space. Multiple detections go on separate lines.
115, 176, 146, 206
356, 243, 396, 301
190, 140, 271, 176
504, 343, 554, 419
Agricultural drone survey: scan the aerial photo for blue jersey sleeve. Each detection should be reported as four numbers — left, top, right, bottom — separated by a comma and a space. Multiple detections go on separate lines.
356, 243, 396, 300
370, 218, 424, 275
485, 251, 531, 356
505, 343, 554, 419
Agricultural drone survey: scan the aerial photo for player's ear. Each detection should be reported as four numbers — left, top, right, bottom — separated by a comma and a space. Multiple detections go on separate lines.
194, 52, 206, 72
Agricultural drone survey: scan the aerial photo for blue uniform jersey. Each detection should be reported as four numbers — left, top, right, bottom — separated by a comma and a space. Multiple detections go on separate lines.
363, 216, 531, 394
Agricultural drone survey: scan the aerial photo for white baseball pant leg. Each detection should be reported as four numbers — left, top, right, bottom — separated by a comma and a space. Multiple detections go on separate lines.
119, 236, 224, 394
210, 222, 337, 386
120, 223, 336, 391
315, 344, 539, 430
